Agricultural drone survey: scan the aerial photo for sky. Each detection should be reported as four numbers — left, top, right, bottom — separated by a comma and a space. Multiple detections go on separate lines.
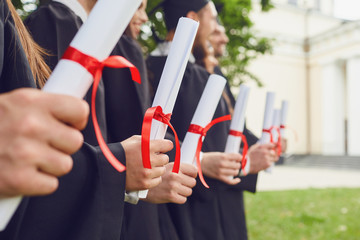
334, 0, 360, 20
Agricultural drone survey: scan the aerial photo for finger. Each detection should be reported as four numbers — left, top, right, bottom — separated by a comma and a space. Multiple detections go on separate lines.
179, 163, 197, 178
36, 145, 73, 177
146, 176, 163, 189
219, 168, 239, 177
170, 193, 187, 204
273, 154, 280, 162
44, 94, 89, 130
179, 172, 197, 188
147, 166, 166, 179
150, 153, 169, 167
19, 170, 59, 196
48, 121, 84, 155
269, 149, 277, 161
150, 139, 173, 154
220, 161, 241, 170
220, 176, 241, 185
7, 139, 73, 177
225, 153, 242, 162
176, 184, 193, 198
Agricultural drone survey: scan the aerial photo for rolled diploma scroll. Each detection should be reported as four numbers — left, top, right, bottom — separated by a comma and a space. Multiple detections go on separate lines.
0, 0, 142, 231
137, 17, 199, 199
259, 92, 275, 144
180, 74, 227, 166
260, 92, 276, 173
224, 85, 250, 178
272, 109, 281, 145
280, 100, 289, 137
268, 109, 281, 172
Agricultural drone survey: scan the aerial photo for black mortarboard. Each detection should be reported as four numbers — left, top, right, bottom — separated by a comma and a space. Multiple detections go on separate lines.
163, 0, 210, 30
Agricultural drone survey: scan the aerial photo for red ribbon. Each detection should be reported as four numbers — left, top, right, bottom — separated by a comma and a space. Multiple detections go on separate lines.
62, 46, 141, 172
229, 130, 249, 175
141, 106, 181, 173
262, 126, 282, 156
280, 124, 299, 142
187, 115, 232, 188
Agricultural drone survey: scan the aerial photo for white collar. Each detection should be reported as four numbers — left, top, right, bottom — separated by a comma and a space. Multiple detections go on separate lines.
53, 0, 88, 23
150, 41, 196, 63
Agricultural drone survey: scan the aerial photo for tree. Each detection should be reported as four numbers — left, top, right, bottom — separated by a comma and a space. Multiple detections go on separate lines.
142, 0, 274, 87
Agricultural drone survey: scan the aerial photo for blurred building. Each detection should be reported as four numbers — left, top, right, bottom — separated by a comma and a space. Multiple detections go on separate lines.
244, 0, 360, 156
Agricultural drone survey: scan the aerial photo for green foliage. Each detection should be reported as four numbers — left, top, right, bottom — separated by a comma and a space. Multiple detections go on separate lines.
245, 188, 360, 240
139, 0, 167, 54
143, 0, 274, 87
213, 0, 273, 87
11, 0, 39, 18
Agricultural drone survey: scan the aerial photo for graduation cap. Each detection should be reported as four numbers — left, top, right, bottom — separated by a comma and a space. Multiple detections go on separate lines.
162, 0, 210, 30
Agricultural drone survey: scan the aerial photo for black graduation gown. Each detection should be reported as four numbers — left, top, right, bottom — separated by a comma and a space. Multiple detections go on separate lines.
25, 2, 179, 240
213, 66, 259, 240
147, 55, 258, 240
0, 1, 126, 239
103, 35, 151, 143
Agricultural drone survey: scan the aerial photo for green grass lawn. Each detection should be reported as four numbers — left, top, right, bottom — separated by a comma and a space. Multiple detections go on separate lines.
245, 188, 360, 240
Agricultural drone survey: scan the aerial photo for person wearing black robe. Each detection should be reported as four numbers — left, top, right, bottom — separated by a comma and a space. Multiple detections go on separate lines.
146, 0, 264, 239
25, 1, 183, 240
0, 0, 126, 239
209, 20, 280, 239
148, 44, 258, 240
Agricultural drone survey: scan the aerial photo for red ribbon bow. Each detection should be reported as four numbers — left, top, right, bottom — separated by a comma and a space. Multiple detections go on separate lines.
187, 115, 232, 188
141, 106, 181, 173
262, 126, 282, 156
62, 46, 141, 172
229, 130, 249, 175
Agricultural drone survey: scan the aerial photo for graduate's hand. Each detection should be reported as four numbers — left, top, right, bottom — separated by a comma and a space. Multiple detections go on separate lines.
144, 162, 197, 204
201, 152, 241, 185
248, 143, 278, 174
0, 88, 89, 197
123, 136, 172, 192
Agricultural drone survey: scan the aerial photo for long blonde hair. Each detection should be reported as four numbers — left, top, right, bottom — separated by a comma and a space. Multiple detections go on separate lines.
6, 0, 51, 88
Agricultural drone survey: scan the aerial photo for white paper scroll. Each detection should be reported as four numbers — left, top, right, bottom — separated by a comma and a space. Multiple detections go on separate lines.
43, 0, 141, 96
180, 74, 227, 166
224, 85, 250, 154
224, 85, 250, 179
137, 17, 199, 199
259, 92, 275, 173
259, 92, 276, 144
0, 0, 142, 231
266, 109, 281, 173
280, 100, 289, 137
272, 109, 281, 145
0, 197, 22, 231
